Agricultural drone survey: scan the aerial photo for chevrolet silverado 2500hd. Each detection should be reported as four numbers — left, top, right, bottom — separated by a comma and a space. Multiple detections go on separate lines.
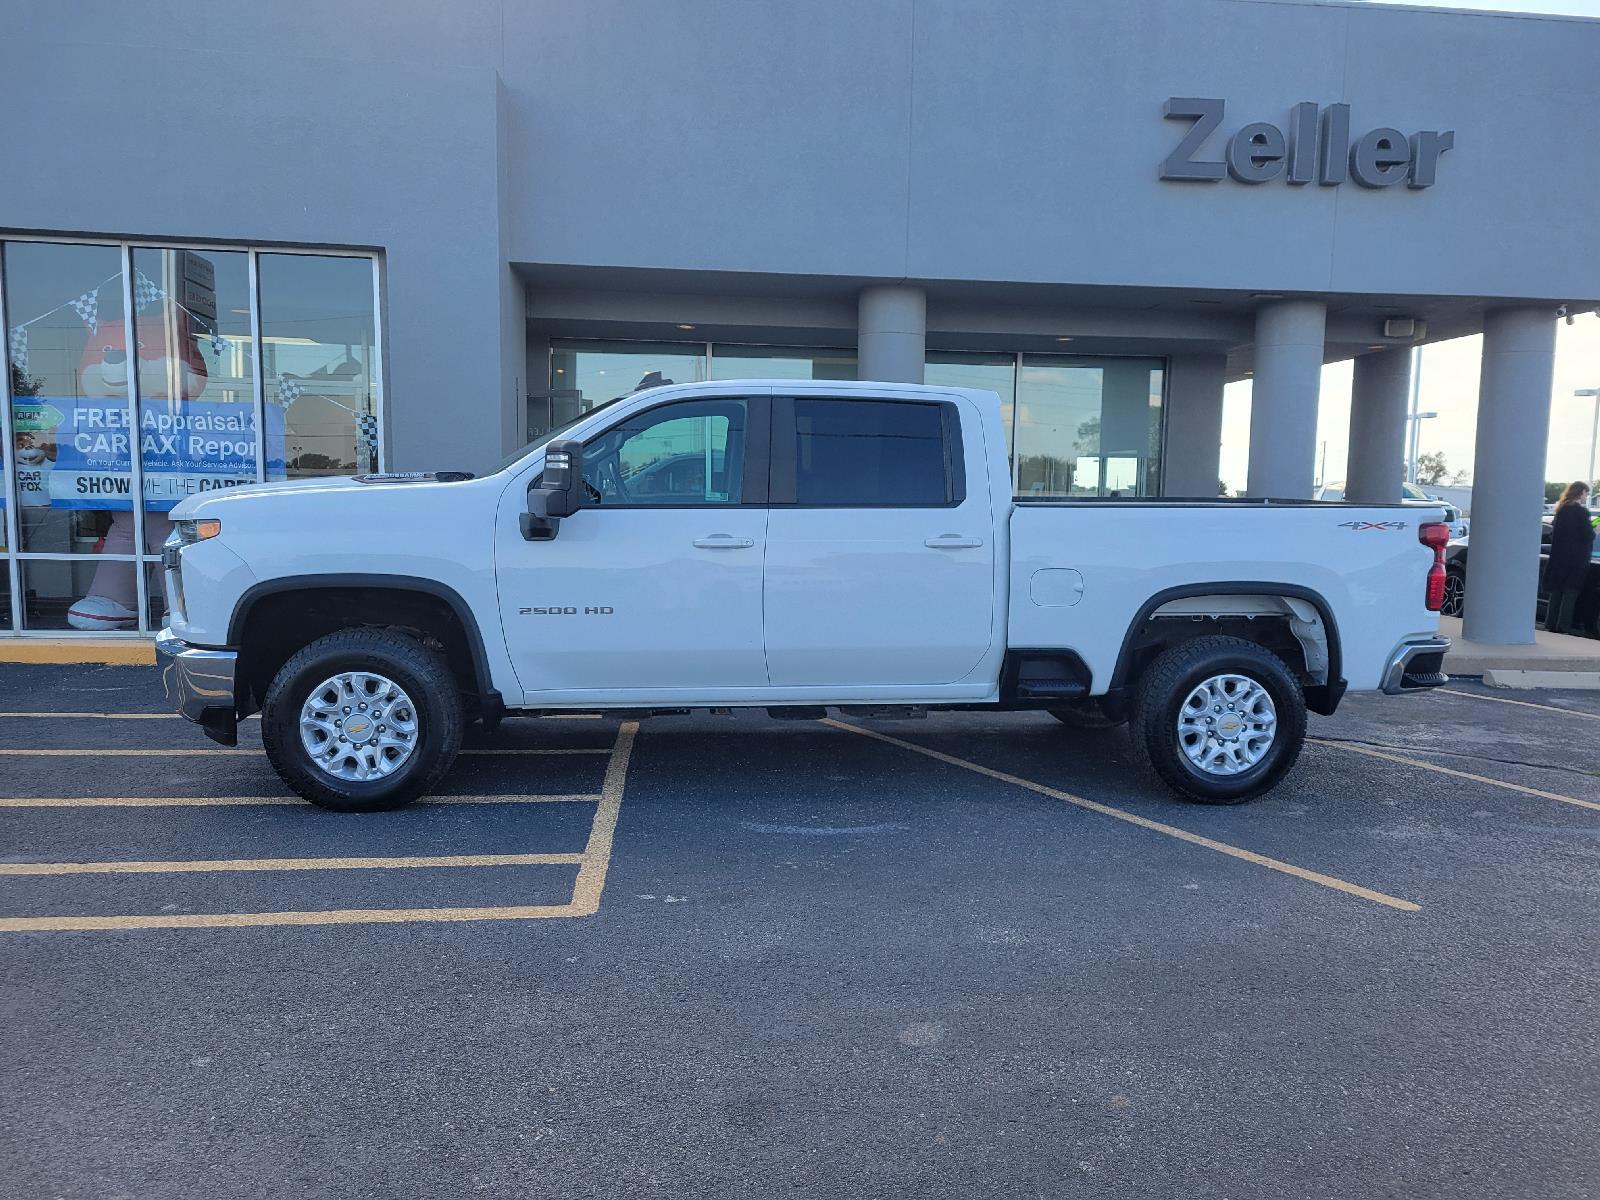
156, 380, 1451, 811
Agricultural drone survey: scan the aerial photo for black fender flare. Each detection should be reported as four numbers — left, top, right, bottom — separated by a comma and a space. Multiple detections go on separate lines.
227, 574, 503, 716
1110, 581, 1346, 716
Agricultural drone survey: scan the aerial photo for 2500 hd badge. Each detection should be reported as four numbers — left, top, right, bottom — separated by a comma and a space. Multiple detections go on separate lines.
518, 605, 614, 615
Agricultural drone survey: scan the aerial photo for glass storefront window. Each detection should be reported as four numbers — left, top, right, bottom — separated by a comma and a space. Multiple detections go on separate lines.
258, 254, 379, 479
924, 352, 1018, 455
5, 241, 127, 558
543, 341, 708, 444
2, 240, 382, 635
1014, 356, 1164, 498
545, 341, 706, 434
710, 345, 856, 382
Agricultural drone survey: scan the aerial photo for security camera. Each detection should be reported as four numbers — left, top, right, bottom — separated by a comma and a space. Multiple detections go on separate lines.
1557, 304, 1570, 321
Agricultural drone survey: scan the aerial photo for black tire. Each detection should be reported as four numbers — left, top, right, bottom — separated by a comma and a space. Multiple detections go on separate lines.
1441, 567, 1466, 618
262, 628, 464, 812
1130, 635, 1307, 805
1047, 697, 1126, 729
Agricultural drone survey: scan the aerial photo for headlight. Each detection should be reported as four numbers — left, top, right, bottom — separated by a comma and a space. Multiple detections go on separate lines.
172, 519, 222, 545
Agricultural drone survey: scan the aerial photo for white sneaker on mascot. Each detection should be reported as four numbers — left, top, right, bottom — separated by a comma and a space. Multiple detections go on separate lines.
66, 595, 139, 631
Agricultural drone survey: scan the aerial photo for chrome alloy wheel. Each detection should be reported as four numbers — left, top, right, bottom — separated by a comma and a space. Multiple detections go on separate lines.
299, 671, 420, 783
1177, 673, 1277, 777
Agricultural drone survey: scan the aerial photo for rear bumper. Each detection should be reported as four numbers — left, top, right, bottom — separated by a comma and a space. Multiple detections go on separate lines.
1381, 636, 1452, 695
155, 629, 240, 745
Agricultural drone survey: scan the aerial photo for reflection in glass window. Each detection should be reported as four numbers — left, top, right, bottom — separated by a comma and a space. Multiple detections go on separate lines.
545, 342, 707, 446
711, 345, 856, 382
924, 352, 1017, 456
792, 399, 949, 506
4, 242, 127, 560
258, 254, 379, 479
1015, 356, 1164, 498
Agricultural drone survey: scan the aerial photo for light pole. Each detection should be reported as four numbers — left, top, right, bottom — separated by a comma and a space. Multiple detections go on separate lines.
1574, 387, 1600, 489
1407, 410, 1438, 485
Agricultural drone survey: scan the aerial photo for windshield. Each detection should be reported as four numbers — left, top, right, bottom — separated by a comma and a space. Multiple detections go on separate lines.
488, 395, 626, 474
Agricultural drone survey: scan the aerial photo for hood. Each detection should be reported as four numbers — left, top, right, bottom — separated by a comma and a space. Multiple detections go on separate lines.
169, 476, 363, 517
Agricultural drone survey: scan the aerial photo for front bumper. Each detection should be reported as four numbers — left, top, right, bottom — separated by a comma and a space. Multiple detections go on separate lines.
1381, 635, 1452, 695
155, 629, 240, 746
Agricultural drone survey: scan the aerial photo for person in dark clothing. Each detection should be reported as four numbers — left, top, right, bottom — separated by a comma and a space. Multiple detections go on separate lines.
1544, 481, 1596, 634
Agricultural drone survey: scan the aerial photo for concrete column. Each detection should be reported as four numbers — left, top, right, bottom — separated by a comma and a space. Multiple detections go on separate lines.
1462, 306, 1558, 645
1345, 350, 1411, 503
1161, 354, 1228, 496
857, 285, 926, 384
1246, 299, 1327, 499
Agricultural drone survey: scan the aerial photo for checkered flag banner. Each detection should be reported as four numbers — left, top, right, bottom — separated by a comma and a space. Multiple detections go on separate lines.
7, 326, 26, 377
277, 377, 303, 404
357, 412, 380, 468
209, 333, 233, 356
133, 270, 165, 313
69, 289, 100, 335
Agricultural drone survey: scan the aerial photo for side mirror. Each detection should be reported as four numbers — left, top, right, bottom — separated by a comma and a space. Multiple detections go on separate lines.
521, 439, 585, 541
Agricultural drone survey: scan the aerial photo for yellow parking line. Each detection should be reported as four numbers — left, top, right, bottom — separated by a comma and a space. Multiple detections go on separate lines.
0, 852, 586, 877
0, 903, 584, 932
825, 720, 1420, 913
0, 793, 601, 808
0, 720, 641, 932
569, 721, 639, 915
1310, 738, 1600, 813
1440, 688, 1600, 722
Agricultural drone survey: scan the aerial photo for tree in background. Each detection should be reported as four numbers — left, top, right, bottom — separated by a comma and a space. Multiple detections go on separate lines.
1416, 451, 1451, 485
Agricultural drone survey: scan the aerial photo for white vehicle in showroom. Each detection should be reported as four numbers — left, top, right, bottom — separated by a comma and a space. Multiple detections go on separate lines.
157, 380, 1451, 811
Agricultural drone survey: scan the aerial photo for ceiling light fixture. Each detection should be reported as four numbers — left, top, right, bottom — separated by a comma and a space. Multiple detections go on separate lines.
1055, 336, 1074, 342
676, 323, 695, 331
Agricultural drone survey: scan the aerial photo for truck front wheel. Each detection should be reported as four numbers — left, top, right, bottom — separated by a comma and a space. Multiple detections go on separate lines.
261, 628, 465, 812
1130, 635, 1306, 805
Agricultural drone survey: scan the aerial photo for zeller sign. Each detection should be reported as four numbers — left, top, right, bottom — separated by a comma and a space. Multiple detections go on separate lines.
1161, 98, 1454, 189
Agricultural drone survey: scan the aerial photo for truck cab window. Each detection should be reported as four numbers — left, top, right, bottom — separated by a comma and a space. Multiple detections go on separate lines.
790, 399, 952, 506
582, 399, 746, 505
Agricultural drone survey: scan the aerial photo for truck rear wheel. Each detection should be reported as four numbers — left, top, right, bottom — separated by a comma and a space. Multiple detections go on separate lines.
1130, 635, 1306, 805
261, 628, 464, 812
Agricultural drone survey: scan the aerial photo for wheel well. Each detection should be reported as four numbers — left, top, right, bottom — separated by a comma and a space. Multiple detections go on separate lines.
234, 586, 485, 715
1117, 594, 1334, 695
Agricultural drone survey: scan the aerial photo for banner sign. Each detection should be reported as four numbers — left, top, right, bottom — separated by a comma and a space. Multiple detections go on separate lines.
11, 396, 285, 512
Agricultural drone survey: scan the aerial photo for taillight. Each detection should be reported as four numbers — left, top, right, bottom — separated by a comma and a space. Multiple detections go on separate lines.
1420, 522, 1449, 611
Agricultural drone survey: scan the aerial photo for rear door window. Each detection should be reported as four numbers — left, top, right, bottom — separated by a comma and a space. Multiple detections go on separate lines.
781, 399, 957, 506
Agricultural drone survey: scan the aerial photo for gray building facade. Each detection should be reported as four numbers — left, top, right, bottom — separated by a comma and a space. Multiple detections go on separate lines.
3, 0, 1598, 643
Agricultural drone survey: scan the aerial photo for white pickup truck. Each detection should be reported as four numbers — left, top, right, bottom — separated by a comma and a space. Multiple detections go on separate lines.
156, 380, 1450, 811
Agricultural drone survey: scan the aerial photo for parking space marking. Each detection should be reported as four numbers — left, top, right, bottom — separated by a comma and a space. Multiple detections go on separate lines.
0, 720, 641, 932
1311, 738, 1600, 813
0, 711, 183, 719
1439, 688, 1600, 722
0, 793, 602, 808
0, 851, 587, 877
825, 720, 1421, 913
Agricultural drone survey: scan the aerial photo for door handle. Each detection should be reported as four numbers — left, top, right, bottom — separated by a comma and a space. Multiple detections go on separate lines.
693, 534, 755, 549
925, 535, 984, 549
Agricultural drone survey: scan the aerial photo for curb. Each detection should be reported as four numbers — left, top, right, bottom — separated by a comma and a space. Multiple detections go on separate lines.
0, 640, 155, 666
1482, 669, 1600, 691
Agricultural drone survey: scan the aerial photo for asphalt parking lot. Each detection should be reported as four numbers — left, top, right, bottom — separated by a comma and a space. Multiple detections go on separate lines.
3, 664, 1599, 1199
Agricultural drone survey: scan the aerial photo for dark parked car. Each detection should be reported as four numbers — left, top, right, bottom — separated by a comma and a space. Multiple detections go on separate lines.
1443, 516, 1600, 637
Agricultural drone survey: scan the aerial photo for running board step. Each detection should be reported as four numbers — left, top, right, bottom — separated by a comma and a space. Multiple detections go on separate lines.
766, 706, 827, 720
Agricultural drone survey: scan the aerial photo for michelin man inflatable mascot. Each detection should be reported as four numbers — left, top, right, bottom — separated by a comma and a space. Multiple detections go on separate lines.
66, 323, 208, 630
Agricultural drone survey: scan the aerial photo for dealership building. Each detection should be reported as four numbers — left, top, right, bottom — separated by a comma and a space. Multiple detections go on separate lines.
3, 0, 1598, 644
